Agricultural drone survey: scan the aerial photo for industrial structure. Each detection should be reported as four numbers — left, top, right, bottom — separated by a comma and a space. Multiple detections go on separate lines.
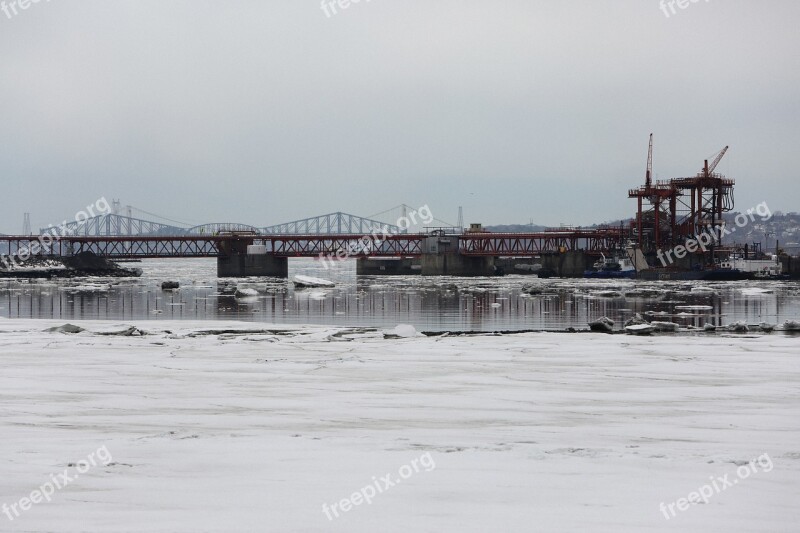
4, 137, 776, 277
628, 134, 734, 260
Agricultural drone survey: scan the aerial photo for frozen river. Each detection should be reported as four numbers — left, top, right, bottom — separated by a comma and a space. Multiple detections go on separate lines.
2, 261, 798, 530
0, 319, 797, 532
1, 258, 799, 332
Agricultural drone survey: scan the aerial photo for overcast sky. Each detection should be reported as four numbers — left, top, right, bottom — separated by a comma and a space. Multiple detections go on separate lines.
1, 0, 798, 232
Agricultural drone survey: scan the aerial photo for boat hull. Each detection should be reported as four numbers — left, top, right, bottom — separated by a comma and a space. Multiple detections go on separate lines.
584, 270, 636, 279
636, 269, 754, 281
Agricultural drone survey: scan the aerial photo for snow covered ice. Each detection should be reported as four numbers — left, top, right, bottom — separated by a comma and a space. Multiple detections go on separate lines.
0, 319, 798, 532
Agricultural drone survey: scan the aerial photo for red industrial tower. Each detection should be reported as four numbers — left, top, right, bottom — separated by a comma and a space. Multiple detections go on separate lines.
629, 138, 735, 259
670, 146, 734, 244
628, 134, 679, 252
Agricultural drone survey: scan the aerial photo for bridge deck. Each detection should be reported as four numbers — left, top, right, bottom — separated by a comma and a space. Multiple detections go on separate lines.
1, 230, 626, 259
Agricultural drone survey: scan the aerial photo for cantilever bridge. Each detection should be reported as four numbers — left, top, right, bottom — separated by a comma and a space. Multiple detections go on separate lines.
39, 209, 415, 237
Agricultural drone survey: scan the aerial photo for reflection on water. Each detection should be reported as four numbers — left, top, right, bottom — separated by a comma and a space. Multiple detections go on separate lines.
1, 258, 799, 332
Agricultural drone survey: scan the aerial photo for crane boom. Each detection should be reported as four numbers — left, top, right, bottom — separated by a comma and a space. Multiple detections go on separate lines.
703, 145, 729, 176
645, 133, 653, 188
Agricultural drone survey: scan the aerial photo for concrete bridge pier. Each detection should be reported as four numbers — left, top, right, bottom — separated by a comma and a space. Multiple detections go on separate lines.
420, 254, 496, 276
540, 251, 593, 278
356, 258, 420, 275
419, 235, 497, 276
217, 254, 288, 278
216, 238, 288, 278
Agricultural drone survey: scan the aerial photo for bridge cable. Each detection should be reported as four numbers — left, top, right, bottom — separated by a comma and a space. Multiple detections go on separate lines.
127, 206, 197, 227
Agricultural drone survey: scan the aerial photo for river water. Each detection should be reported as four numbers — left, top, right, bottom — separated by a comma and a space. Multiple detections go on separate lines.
1, 258, 799, 332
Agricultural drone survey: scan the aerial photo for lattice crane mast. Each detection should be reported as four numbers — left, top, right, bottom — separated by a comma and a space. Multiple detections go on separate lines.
702, 146, 729, 177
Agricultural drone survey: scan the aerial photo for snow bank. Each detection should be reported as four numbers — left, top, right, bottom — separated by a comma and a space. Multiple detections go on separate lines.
0, 319, 797, 533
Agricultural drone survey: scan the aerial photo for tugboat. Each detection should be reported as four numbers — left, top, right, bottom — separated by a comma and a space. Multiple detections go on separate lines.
584, 253, 636, 279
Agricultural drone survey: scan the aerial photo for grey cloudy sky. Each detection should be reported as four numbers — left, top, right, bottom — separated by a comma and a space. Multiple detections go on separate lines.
1, 0, 798, 232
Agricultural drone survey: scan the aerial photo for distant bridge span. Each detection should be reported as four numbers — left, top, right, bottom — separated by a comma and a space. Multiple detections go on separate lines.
261, 212, 406, 235
49, 214, 186, 236
185, 223, 261, 235
40, 211, 407, 237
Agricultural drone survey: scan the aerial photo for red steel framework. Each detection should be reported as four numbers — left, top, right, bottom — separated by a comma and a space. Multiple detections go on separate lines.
459, 228, 627, 256
628, 181, 679, 252
670, 155, 735, 243
628, 136, 733, 254
259, 234, 423, 257
0, 235, 423, 259
1, 229, 626, 260
0, 236, 222, 259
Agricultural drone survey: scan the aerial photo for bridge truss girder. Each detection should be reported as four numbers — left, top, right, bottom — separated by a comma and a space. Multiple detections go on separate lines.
2, 228, 625, 260
40, 214, 187, 237
459, 229, 627, 256
262, 212, 405, 235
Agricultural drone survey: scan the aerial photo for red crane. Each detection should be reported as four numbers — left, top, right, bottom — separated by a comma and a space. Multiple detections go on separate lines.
645, 133, 654, 189
628, 133, 678, 251
702, 145, 729, 177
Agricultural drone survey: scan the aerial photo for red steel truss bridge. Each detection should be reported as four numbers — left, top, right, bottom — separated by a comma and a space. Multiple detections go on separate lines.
0, 235, 423, 259
0, 228, 627, 260
458, 228, 627, 256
